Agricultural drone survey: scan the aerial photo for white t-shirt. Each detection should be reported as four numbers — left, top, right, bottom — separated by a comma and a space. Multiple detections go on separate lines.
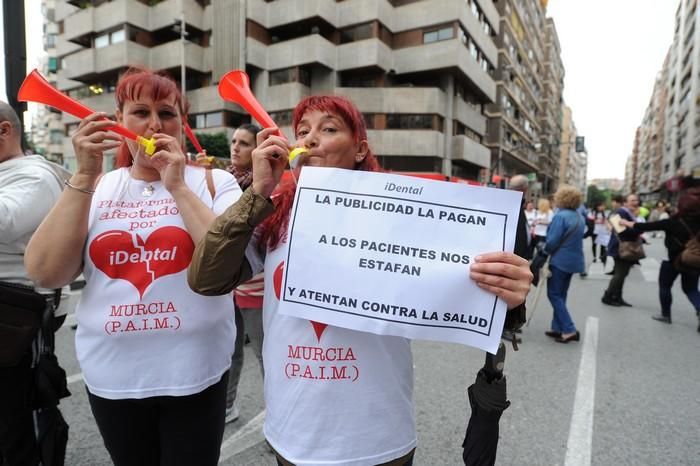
257, 239, 417, 466
533, 210, 553, 237
525, 209, 537, 229
76, 166, 241, 399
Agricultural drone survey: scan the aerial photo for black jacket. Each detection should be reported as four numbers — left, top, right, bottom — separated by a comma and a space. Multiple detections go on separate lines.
633, 215, 700, 262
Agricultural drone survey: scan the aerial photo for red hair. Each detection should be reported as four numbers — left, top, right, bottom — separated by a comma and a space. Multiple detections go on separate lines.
258, 95, 381, 251
114, 68, 189, 168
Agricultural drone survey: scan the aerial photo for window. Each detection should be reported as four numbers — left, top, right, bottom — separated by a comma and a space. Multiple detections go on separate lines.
423, 26, 453, 44
269, 67, 310, 86
95, 27, 125, 48
269, 110, 293, 126
110, 29, 125, 44
49, 131, 63, 144
340, 22, 374, 44
206, 112, 223, 127
95, 33, 109, 48
386, 114, 435, 130
195, 114, 206, 129
48, 57, 58, 72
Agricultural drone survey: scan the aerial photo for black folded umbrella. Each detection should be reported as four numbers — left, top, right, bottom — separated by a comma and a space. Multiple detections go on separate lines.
462, 343, 510, 466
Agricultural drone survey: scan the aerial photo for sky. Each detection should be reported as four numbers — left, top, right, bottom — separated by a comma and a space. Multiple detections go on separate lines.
547, 0, 678, 180
1, 0, 680, 180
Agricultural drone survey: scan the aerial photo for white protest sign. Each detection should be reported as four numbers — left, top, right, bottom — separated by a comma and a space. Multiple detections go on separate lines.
278, 167, 522, 353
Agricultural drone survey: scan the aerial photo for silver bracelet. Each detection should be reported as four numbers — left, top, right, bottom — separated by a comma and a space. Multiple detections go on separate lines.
64, 179, 95, 194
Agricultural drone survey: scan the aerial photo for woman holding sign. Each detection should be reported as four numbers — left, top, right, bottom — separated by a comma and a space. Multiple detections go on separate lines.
25, 68, 241, 465
188, 95, 532, 465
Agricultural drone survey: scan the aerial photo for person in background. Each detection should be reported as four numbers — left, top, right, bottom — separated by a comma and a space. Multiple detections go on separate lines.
620, 188, 700, 330
24, 69, 242, 466
544, 185, 586, 343
532, 198, 553, 253
604, 194, 626, 276
188, 95, 533, 466
0, 101, 71, 466
504, 174, 531, 344
224, 123, 265, 424
525, 200, 538, 258
591, 202, 609, 264
602, 194, 641, 307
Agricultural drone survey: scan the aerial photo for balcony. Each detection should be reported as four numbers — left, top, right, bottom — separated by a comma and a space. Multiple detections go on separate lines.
336, 0, 393, 29
393, 39, 496, 102
336, 87, 446, 115
150, 0, 206, 31
62, 41, 149, 81
368, 130, 443, 157
263, 0, 337, 28
453, 98, 487, 135
266, 35, 336, 70
149, 41, 210, 73
452, 135, 490, 168
337, 39, 393, 72
266, 83, 311, 112
64, 0, 150, 43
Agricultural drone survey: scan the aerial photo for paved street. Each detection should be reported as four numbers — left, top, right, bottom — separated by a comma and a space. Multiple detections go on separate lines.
54, 237, 700, 465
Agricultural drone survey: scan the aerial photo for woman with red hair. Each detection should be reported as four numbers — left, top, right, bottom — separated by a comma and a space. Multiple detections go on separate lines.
25, 68, 242, 465
189, 95, 532, 465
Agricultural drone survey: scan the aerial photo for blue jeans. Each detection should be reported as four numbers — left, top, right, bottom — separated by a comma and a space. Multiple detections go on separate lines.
547, 265, 577, 333
658, 260, 700, 317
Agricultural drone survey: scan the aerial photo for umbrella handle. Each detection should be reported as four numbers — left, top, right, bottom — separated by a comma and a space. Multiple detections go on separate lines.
482, 342, 506, 382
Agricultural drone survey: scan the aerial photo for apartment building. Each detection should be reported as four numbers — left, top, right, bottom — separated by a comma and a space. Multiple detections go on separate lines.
53, 0, 500, 179
31, 0, 64, 164
635, 66, 667, 198
538, 17, 563, 193
558, 104, 586, 194
486, 0, 549, 190
624, 128, 640, 195
662, 0, 700, 182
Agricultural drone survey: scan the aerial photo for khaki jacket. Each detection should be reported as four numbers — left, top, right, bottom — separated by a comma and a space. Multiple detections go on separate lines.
187, 188, 274, 296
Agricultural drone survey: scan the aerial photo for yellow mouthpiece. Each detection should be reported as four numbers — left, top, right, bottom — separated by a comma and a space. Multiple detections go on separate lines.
137, 136, 157, 156
289, 147, 307, 169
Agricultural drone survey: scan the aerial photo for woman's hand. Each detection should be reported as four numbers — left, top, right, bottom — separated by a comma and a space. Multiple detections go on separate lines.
71, 112, 122, 185
195, 150, 214, 168
150, 133, 187, 193
251, 127, 291, 198
470, 252, 533, 309
619, 219, 635, 228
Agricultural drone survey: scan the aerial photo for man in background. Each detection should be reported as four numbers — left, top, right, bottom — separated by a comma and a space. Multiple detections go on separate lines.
0, 101, 71, 466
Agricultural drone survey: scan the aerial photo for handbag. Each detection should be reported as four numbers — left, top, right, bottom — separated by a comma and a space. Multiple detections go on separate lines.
672, 219, 700, 271
616, 236, 646, 261
0, 281, 47, 367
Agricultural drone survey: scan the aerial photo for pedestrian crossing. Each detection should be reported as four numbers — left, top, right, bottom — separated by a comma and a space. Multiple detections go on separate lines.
583, 258, 660, 283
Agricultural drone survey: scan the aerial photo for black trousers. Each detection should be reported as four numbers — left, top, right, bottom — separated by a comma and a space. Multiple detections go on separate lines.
606, 257, 634, 297
0, 352, 40, 466
87, 372, 228, 466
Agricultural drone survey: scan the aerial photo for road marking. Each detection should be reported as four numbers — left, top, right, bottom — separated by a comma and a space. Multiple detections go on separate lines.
66, 372, 83, 385
218, 409, 266, 463
564, 316, 598, 466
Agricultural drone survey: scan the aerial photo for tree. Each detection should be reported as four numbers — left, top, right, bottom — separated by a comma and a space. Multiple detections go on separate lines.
185, 131, 230, 161
587, 184, 606, 207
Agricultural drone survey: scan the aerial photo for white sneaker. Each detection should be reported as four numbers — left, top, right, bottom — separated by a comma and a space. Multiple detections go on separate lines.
225, 401, 240, 424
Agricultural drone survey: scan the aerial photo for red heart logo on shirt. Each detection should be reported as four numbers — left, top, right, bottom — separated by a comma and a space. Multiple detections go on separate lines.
273, 260, 328, 342
89, 227, 194, 298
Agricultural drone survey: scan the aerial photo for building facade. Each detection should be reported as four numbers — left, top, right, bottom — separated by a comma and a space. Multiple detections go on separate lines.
662, 0, 700, 183
486, 0, 549, 191
53, 0, 503, 179
558, 104, 586, 194
538, 16, 564, 194
31, 0, 64, 164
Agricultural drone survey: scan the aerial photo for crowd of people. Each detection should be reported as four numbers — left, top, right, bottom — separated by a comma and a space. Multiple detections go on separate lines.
1, 68, 532, 466
4, 64, 700, 465
521, 185, 700, 346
